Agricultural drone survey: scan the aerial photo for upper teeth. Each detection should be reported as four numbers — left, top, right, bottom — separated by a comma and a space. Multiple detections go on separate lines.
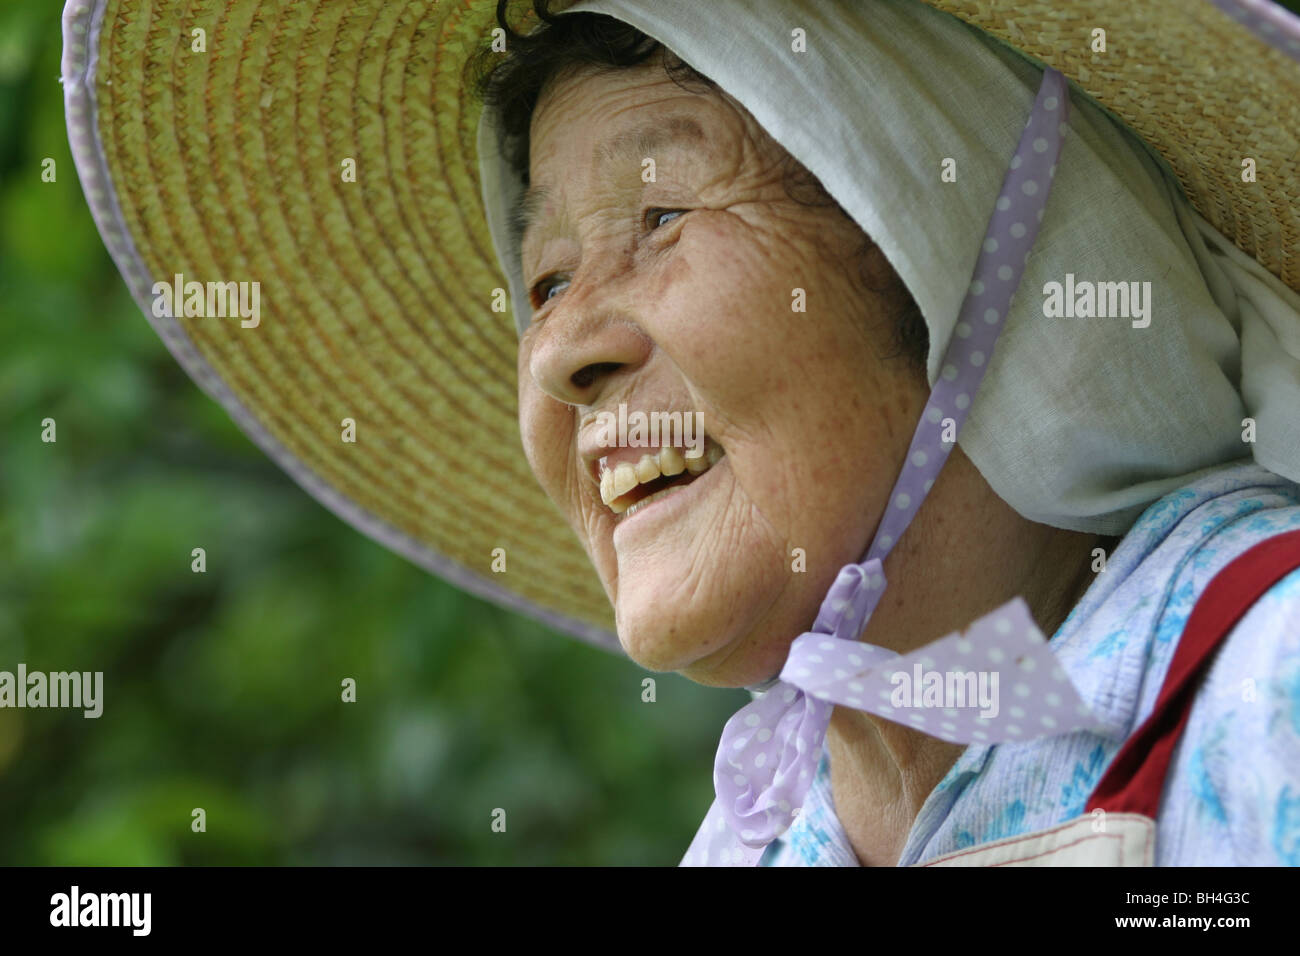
599, 444, 723, 511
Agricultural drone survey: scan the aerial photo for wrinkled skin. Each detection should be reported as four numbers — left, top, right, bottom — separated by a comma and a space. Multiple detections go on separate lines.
516, 52, 1102, 864
518, 55, 930, 688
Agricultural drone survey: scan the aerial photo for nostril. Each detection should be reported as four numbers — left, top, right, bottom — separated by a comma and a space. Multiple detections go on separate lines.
571, 361, 621, 390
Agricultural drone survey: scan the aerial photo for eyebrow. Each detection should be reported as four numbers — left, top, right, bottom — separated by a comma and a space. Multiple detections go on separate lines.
513, 114, 709, 252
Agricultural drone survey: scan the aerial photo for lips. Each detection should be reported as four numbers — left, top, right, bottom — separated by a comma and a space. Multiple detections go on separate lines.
598, 439, 725, 515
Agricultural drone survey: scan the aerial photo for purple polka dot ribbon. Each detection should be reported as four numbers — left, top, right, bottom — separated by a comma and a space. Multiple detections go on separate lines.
681, 68, 1106, 867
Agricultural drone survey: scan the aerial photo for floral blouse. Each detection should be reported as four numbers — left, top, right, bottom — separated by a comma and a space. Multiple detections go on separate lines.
762, 459, 1300, 866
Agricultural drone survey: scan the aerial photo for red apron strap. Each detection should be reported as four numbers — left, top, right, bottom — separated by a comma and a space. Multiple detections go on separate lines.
1085, 528, 1300, 818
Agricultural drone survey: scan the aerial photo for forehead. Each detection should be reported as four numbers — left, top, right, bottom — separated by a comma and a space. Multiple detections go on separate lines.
516, 63, 735, 250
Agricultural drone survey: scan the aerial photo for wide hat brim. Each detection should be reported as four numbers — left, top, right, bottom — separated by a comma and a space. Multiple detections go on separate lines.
61, 0, 1300, 654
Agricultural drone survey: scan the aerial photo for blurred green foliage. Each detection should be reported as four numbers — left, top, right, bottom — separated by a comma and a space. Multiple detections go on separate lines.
0, 0, 743, 865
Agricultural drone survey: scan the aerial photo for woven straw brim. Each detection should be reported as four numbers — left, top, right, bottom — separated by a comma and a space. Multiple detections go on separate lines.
62, 0, 1300, 653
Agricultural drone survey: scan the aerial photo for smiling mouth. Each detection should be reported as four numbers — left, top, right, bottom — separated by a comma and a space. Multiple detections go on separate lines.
598, 440, 726, 518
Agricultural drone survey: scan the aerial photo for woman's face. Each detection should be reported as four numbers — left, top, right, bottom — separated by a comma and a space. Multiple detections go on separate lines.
518, 54, 930, 687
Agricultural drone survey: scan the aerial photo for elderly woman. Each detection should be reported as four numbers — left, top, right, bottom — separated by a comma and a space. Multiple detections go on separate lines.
63, 0, 1300, 866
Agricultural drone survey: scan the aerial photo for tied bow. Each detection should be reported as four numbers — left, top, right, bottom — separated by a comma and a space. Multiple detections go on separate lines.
680, 558, 1103, 866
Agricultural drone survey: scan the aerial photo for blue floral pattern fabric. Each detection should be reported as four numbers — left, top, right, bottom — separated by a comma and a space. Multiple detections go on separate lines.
761, 460, 1300, 866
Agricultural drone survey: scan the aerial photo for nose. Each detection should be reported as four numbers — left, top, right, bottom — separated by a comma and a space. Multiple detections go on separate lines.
525, 266, 651, 408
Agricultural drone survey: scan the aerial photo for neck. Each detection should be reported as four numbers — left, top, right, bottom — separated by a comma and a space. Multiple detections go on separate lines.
825, 447, 1102, 866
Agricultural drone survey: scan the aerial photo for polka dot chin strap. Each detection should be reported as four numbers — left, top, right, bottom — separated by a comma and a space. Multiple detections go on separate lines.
682, 68, 1105, 867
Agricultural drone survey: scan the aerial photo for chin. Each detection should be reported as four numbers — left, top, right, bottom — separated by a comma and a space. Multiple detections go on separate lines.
616, 600, 726, 676
615, 613, 704, 675
615, 606, 779, 689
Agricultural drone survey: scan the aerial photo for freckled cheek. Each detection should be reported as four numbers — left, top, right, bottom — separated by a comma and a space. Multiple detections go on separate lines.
660, 232, 831, 403
667, 228, 893, 520
654, 228, 774, 354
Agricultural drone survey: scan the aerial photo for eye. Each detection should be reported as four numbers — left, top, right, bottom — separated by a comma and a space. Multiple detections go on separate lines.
541, 277, 569, 302
645, 208, 687, 231
530, 275, 570, 306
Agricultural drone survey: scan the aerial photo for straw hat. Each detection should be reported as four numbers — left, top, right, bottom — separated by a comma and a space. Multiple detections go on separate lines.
61, 0, 1300, 654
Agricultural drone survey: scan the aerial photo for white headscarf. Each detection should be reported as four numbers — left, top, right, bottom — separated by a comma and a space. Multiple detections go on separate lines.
478, 0, 1300, 535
